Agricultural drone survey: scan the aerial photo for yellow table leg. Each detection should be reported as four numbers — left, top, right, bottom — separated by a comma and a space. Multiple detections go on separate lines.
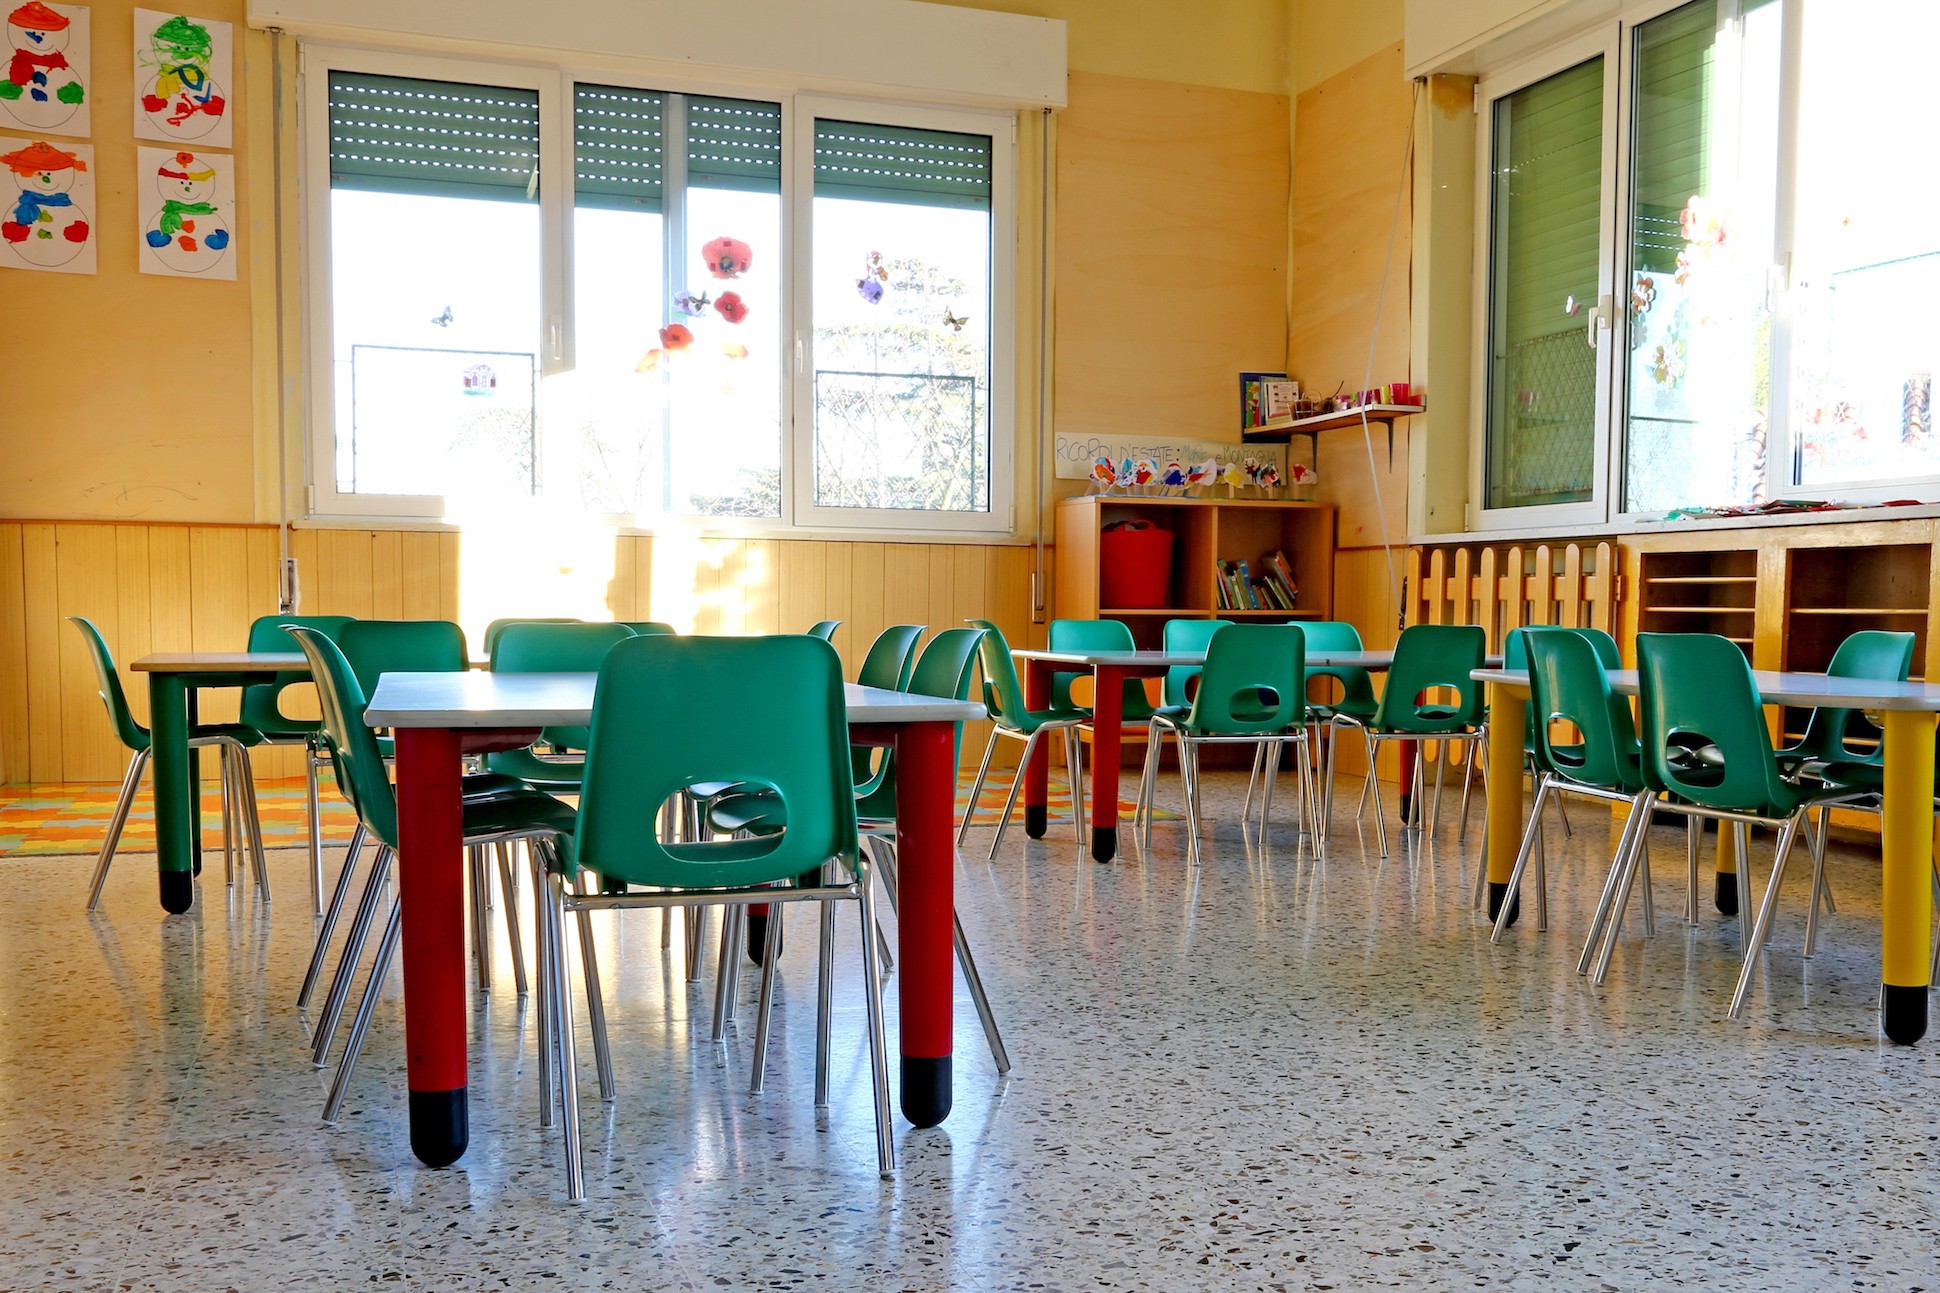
1879, 710, 1933, 1044
1714, 816, 1740, 916
1486, 681, 1528, 923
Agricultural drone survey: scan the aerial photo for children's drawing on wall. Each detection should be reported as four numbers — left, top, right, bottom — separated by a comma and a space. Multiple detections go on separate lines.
2, 2, 89, 136
0, 133, 92, 272
138, 145, 231, 278
132, 8, 228, 147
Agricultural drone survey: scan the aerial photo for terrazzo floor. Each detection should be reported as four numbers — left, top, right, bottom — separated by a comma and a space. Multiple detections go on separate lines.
0, 768, 1935, 1291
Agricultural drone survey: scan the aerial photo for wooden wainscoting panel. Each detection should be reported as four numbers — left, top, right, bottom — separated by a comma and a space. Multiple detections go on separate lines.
0, 523, 27, 785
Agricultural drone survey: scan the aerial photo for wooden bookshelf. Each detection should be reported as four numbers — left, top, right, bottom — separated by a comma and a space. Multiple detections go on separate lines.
1055, 494, 1334, 646
1635, 549, 1759, 657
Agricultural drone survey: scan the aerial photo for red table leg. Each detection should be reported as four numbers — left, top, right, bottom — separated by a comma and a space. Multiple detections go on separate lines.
894, 720, 957, 1126
1088, 665, 1126, 862
1023, 658, 1051, 839
394, 726, 470, 1167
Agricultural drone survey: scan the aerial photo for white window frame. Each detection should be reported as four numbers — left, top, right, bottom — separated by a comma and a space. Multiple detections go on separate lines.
788, 96, 1015, 534
300, 45, 568, 520
299, 47, 1015, 537
1469, 27, 1625, 533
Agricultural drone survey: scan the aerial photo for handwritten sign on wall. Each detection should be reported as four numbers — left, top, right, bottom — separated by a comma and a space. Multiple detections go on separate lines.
1052, 434, 1286, 482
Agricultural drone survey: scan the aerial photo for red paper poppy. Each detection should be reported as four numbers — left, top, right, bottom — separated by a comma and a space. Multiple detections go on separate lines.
659, 323, 694, 351
701, 235, 753, 279
714, 291, 749, 325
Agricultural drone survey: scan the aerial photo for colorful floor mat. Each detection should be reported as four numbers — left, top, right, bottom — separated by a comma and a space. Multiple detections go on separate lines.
0, 774, 1174, 857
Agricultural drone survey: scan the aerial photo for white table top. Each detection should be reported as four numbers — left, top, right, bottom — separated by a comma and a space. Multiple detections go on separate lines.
1473, 666, 1940, 712
365, 672, 985, 729
132, 652, 308, 673
1014, 647, 1403, 669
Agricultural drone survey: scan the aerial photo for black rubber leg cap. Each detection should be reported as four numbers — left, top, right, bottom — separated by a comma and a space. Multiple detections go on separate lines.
1715, 870, 1739, 917
1881, 983, 1929, 1045
160, 870, 194, 915
901, 1055, 952, 1128
409, 1088, 469, 1168
1090, 825, 1118, 864
1488, 881, 1520, 928
1024, 805, 1048, 839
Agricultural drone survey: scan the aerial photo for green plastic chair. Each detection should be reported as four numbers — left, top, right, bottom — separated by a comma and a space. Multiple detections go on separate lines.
959, 619, 1088, 858
1135, 623, 1314, 865
482, 616, 581, 657
486, 621, 635, 790
237, 613, 355, 913
1302, 620, 1379, 724
1631, 632, 1848, 1011
623, 621, 677, 636
286, 627, 577, 1124
806, 619, 841, 641
536, 632, 893, 1199
70, 616, 270, 911
1046, 618, 1156, 719
1491, 628, 1657, 958
849, 625, 926, 795
1160, 618, 1233, 711
1324, 623, 1485, 856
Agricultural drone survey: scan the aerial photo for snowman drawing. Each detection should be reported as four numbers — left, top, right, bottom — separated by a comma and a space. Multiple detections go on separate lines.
1, 3, 84, 132
138, 14, 224, 141
1, 137, 88, 268
143, 150, 229, 273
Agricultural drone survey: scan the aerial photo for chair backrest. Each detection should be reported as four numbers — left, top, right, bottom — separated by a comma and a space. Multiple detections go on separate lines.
1637, 632, 1794, 814
857, 624, 924, 691
1047, 617, 1138, 710
1372, 624, 1486, 732
237, 614, 356, 734
66, 617, 146, 752
1185, 623, 1306, 735
491, 621, 635, 749
1791, 629, 1916, 762
854, 627, 986, 819
623, 621, 676, 636
1526, 627, 1644, 793
806, 619, 841, 641
574, 634, 858, 889
970, 619, 1030, 726
287, 626, 399, 848
1301, 619, 1378, 711
482, 616, 581, 657
1161, 618, 1231, 708
336, 619, 469, 702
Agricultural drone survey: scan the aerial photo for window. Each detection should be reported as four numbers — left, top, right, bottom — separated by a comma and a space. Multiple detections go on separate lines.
1474, 0, 1940, 526
304, 48, 1013, 533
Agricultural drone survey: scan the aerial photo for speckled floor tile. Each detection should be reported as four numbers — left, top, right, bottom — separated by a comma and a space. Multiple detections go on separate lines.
0, 769, 1935, 1291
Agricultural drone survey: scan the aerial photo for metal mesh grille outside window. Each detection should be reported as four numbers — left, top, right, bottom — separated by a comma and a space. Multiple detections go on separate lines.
813, 119, 990, 210
328, 72, 540, 203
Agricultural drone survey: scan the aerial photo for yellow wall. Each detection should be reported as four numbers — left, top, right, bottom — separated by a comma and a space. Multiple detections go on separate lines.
0, 0, 257, 523
1294, 0, 1405, 92
937, 0, 1290, 94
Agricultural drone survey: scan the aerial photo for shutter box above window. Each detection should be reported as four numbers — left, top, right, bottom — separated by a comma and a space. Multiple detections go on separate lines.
813, 119, 991, 211
328, 71, 540, 203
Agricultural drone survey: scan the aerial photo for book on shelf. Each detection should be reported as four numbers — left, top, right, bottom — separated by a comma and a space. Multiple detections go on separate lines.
1237, 559, 1259, 609
1237, 370, 1288, 430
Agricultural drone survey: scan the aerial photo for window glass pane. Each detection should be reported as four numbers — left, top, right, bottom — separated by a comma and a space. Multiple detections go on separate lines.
1485, 57, 1603, 510
1622, 0, 1781, 513
1790, 0, 1940, 488
568, 90, 781, 519
811, 119, 992, 513
327, 73, 541, 497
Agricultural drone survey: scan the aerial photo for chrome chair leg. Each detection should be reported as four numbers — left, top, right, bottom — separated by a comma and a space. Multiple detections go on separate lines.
958, 730, 1001, 845
1729, 812, 1807, 1018
298, 821, 369, 1009
1592, 802, 1670, 985
814, 894, 836, 1108
496, 842, 529, 996
544, 873, 586, 1203
1685, 815, 1701, 926
1490, 776, 1552, 944
1181, 739, 1203, 868
468, 846, 492, 990
305, 736, 325, 916
684, 904, 707, 984
1457, 736, 1479, 840
87, 747, 150, 910
237, 745, 269, 903
1804, 804, 1829, 957
572, 872, 615, 1102
1364, 732, 1390, 857
312, 844, 393, 1067
1734, 821, 1756, 957
1576, 792, 1652, 975
988, 730, 1042, 861
749, 897, 786, 1095
1258, 741, 1282, 837
323, 898, 401, 1124
856, 868, 897, 1178
710, 905, 743, 1040
532, 846, 556, 1130
1243, 743, 1265, 827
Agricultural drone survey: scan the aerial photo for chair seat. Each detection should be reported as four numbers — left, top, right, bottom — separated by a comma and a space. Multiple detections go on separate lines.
186, 722, 264, 749
484, 746, 588, 790
461, 771, 537, 800
707, 791, 785, 836
458, 788, 579, 842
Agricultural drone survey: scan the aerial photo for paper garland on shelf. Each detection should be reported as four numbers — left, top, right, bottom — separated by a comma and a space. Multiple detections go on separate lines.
133, 8, 229, 147
0, 132, 92, 273
137, 144, 232, 278
1, 2, 90, 137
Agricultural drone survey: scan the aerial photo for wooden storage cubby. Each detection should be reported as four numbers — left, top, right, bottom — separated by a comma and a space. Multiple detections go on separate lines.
1055, 494, 1335, 646
1636, 548, 1759, 655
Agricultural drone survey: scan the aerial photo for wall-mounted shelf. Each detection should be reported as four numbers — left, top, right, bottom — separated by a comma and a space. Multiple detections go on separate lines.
1241, 403, 1425, 467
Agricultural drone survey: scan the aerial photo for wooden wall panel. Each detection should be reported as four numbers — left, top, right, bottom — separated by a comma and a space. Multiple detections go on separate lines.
0, 519, 1038, 782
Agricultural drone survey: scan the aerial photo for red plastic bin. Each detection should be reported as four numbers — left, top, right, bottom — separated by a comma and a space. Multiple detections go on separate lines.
1099, 520, 1175, 609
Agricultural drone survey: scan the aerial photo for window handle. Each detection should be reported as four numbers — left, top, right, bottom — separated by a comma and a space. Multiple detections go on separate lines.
1584, 294, 1613, 350
794, 333, 804, 375
549, 315, 562, 362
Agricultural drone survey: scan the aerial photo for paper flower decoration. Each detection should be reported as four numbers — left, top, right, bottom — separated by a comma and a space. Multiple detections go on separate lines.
701, 235, 752, 279
659, 323, 693, 351
856, 249, 889, 303
857, 277, 883, 304
673, 290, 711, 316
635, 350, 663, 372
714, 291, 748, 324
